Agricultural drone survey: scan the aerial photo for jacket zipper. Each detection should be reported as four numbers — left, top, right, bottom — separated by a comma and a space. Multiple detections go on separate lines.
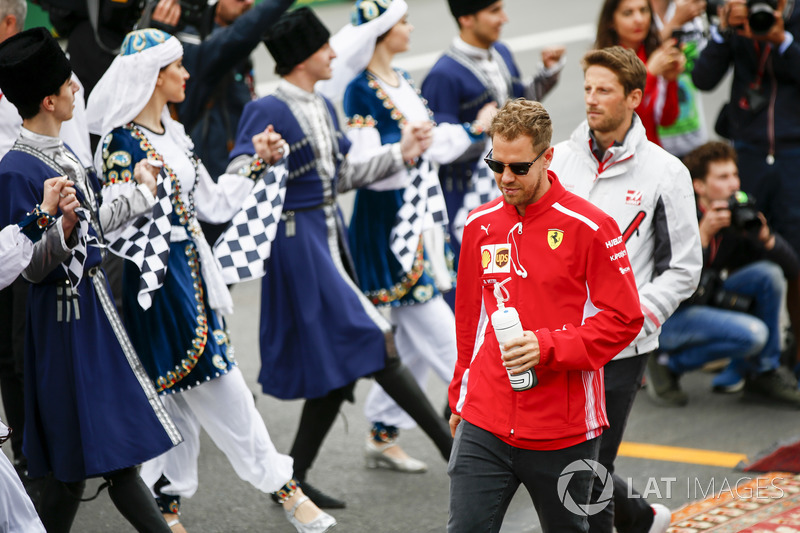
596, 153, 634, 178
509, 217, 523, 438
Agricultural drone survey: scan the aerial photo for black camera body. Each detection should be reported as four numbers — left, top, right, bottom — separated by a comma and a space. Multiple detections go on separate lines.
711, 285, 754, 313
728, 191, 761, 234
747, 0, 779, 34
140, 0, 215, 37
707, 0, 780, 35
693, 269, 754, 313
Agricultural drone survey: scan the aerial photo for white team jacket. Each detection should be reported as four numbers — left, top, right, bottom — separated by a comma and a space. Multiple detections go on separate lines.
550, 115, 702, 359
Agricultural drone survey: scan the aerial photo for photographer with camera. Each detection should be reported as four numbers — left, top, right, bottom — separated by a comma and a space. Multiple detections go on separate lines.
646, 141, 800, 408
145, 0, 294, 245
692, 0, 800, 256
164, 0, 294, 179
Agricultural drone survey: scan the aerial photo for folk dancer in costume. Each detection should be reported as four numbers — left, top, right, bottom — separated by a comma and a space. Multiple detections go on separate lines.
319, 0, 487, 473
0, 0, 94, 482
231, 7, 453, 508
0, 176, 77, 533
86, 29, 335, 533
420, 0, 566, 308
0, 27, 182, 533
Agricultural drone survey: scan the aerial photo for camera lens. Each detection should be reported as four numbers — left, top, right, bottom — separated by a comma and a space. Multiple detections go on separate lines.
747, 0, 779, 34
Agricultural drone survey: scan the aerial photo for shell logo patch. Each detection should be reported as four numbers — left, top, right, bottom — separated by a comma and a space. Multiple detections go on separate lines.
481, 249, 492, 270
548, 229, 564, 250
481, 243, 512, 274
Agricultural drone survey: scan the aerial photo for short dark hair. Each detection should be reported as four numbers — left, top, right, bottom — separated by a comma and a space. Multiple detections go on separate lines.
488, 98, 552, 152
582, 46, 646, 95
274, 63, 293, 76
682, 141, 738, 182
17, 79, 70, 120
15, 99, 41, 120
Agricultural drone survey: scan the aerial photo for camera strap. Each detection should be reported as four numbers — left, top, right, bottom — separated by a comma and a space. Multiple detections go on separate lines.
749, 42, 772, 92
746, 42, 778, 164
709, 233, 721, 264
86, 0, 121, 55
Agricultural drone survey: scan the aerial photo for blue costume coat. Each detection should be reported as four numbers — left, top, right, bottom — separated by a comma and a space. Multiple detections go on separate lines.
343, 69, 443, 307
232, 90, 389, 400
100, 124, 237, 395
421, 42, 524, 266
0, 149, 178, 482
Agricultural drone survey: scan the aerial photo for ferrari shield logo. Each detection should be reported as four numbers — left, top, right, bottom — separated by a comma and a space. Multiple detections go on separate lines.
547, 230, 563, 250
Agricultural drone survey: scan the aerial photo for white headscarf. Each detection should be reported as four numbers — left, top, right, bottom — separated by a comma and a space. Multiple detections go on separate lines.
86, 29, 238, 315
317, 0, 408, 101
87, 28, 184, 170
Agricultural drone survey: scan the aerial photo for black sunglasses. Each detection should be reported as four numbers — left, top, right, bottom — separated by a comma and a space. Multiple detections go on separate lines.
484, 147, 547, 176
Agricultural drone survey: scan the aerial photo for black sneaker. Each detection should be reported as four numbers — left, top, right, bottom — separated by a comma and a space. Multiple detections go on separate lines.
743, 367, 800, 408
644, 352, 688, 407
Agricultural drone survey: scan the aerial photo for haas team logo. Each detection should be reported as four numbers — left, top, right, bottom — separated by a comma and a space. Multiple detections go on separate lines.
481, 243, 512, 274
625, 190, 642, 206
548, 229, 564, 250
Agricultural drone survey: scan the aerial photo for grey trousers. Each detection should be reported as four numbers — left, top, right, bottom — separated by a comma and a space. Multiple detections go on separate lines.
448, 420, 600, 533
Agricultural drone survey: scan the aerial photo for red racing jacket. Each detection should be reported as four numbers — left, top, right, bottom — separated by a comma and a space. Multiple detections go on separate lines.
450, 171, 643, 450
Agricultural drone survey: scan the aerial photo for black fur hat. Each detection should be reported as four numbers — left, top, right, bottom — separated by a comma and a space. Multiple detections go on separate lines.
0, 27, 72, 111
263, 7, 330, 74
448, 0, 499, 19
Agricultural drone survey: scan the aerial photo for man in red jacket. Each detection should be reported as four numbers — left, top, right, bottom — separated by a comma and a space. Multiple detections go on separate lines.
447, 98, 644, 532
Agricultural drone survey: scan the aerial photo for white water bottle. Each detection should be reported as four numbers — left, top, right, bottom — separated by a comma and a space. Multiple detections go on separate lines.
491, 279, 537, 391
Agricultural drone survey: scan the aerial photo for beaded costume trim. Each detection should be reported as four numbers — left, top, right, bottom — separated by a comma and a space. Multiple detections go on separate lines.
125, 124, 199, 229
237, 157, 267, 181
364, 69, 435, 129
117, 125, 215, 393
365, 236, 426, 305
154, 244, 209, 393
356, 71, 437, 306
346, 114, 377, 129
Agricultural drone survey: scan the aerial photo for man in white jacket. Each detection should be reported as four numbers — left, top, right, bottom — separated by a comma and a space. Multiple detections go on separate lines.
550, 46, 702, 533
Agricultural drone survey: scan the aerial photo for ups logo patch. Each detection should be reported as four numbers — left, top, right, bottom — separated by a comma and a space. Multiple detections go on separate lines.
480, 243, 512, 274
495, 248, 509, 268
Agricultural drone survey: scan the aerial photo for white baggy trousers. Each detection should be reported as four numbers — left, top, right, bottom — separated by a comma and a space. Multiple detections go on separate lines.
140, 367, 293, 498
